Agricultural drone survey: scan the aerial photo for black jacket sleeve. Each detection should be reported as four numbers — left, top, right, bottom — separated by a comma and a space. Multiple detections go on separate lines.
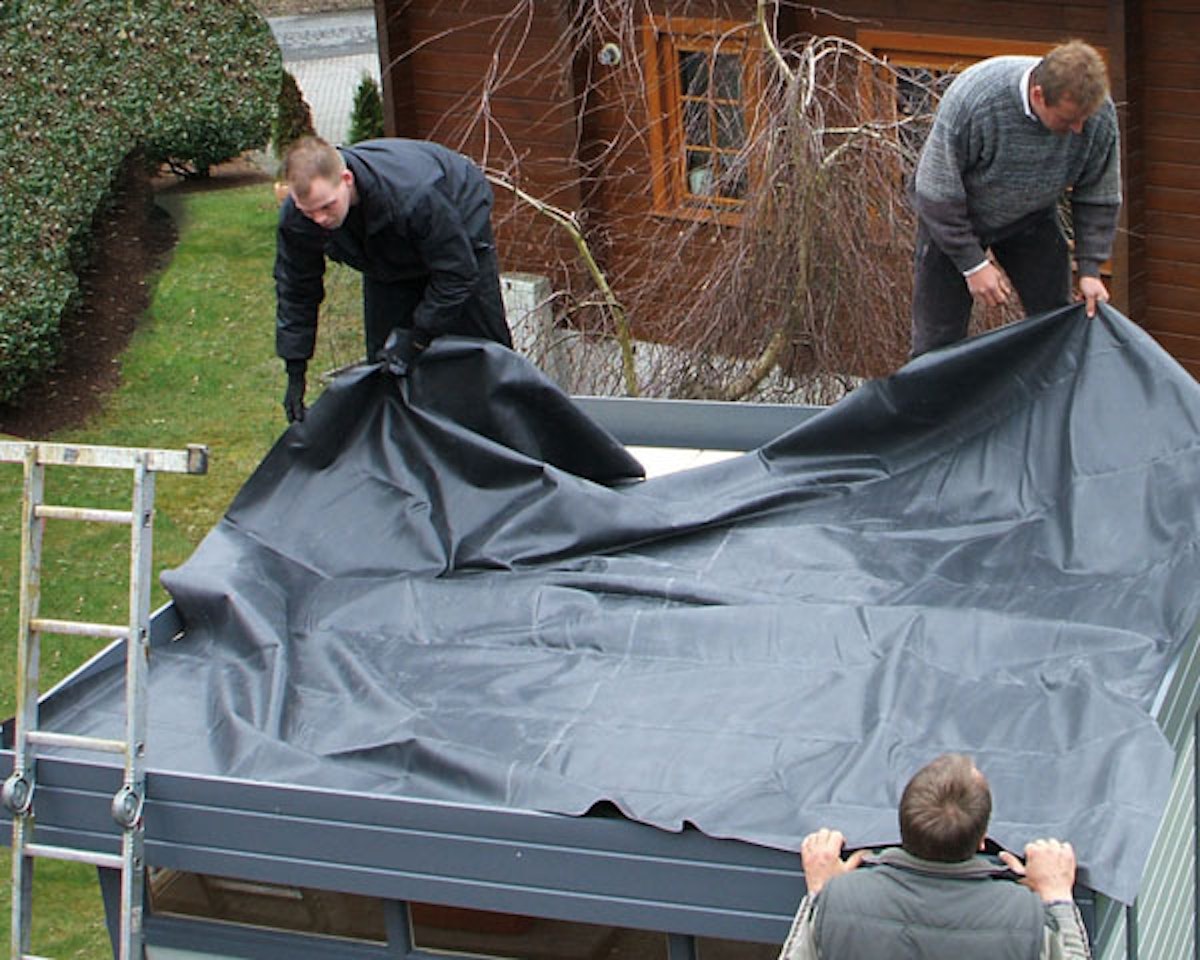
274, 205, 328, 361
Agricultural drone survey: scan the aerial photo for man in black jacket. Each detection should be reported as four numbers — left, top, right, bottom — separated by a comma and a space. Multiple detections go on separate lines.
778, 753, 1091, 959
274, 136, 512, 422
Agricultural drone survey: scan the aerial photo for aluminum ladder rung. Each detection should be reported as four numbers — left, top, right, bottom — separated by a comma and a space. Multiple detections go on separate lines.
29, 618, 128, 640
34, 504, 134, 524
24, 842, 123, 871
26, 730, 127, 754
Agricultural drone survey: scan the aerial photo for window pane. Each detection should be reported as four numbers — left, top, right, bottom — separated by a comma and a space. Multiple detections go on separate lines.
410, 903, 670, 958
148, 869, 387, 943
687, 150, 715, 196
698, 936, 781, 959
726, 166, 749, 201
712, 53, 742, 100
715, 103, 745, 149
683, 99, 709, 145
893, 66, 956, 152
679, 50, 709, 96
895, 66, 953, 119
710, 156, 747, 200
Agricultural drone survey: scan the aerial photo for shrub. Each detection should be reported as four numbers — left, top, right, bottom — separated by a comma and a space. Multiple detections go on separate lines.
347, 74, 385, 145
0, 0, 280, 405
274, 70, 316, 161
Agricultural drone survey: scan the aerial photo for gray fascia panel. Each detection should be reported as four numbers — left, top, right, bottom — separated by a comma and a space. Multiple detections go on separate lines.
1, 745, 807, 944
143, 912, 403, 960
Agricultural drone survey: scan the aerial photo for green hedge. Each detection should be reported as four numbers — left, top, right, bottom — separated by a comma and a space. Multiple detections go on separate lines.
275, 70, 317, 161
0, 1, 280, 406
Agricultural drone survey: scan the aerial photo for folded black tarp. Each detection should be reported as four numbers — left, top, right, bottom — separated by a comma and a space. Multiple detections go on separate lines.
43, 304, 1200, 904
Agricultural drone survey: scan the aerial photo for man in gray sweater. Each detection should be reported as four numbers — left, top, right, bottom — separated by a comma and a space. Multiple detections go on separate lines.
777, 753, 1091, 959
910, 41, 1121, 357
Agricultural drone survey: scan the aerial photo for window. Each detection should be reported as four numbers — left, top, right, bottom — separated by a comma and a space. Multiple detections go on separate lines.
644, 17, 759, 224
858, 32, 1055, 155
409, 902, 669, 958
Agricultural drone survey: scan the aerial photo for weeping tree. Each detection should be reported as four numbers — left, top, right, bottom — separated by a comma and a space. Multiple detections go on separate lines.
656, 26, 922, 402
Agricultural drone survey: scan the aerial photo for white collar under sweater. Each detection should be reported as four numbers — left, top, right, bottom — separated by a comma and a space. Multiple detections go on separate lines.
1019, 64, 1037, 123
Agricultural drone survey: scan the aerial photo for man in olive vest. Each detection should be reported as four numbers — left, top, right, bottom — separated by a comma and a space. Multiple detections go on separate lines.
778, 753, 1091, 959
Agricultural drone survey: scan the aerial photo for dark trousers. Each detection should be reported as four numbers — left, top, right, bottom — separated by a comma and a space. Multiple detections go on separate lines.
910, 212, 1072, 357
362, 230, 513, 361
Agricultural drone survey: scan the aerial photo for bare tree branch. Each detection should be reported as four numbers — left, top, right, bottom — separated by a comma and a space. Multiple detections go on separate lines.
488, 173, 640, 396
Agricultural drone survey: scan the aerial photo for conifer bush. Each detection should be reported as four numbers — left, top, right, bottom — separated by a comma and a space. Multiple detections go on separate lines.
0, 0, 280, 405
347, 74, 385, 145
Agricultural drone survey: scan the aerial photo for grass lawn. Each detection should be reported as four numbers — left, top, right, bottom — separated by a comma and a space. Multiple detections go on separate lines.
0, 178, 362, 956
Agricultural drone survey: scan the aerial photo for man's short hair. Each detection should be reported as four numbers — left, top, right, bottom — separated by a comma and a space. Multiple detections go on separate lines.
283, 136, 346, 198
1032, 40, 1109, 114
899, 753, 992, 862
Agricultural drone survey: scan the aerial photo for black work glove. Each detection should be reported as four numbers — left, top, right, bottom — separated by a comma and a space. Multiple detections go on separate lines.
283, 358, 307, 423
377, 327, 429, 377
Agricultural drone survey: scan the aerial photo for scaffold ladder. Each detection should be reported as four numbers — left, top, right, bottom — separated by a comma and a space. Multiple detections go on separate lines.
1, 440, 208, 960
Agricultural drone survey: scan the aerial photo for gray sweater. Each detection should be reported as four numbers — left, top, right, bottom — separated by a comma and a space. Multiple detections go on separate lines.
913, 56, 1121, 277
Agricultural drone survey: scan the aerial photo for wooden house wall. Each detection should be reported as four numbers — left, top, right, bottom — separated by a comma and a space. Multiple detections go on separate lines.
1140, 0, 1200, 377
1111, 0, 1146, 330
374, 0, 1200, 378
373, 0, 586, 293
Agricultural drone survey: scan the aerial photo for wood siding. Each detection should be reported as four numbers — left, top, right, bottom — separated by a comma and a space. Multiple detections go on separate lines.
1141, 0, 1200, 377
1112, 0, 1146, 326
373, 0, 586, 294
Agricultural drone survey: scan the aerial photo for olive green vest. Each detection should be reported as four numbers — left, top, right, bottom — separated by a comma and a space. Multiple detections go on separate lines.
815, 848, 1045, 960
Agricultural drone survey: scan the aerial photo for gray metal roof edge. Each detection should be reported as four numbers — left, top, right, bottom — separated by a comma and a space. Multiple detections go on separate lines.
5, 732, 797, 867
572, 395, 822, 450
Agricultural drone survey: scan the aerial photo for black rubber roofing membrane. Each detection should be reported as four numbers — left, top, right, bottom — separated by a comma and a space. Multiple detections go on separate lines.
42, 304, 1200, 904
